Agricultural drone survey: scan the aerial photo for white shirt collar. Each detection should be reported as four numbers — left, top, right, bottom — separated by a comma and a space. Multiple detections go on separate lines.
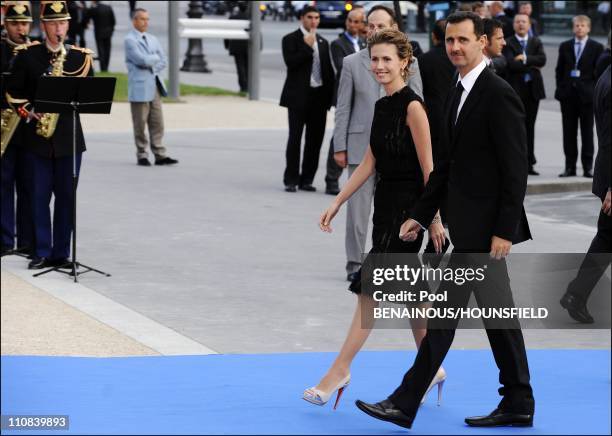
300, 25, 312, 36
457, 59, 487, 94
575, 35, 589, 44
515, 33, 528, 43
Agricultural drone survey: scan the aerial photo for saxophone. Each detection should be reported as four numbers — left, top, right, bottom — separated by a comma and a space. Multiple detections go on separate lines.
0, 105, 20, 157
1, 34, 29, 157
36, 37, 67, 139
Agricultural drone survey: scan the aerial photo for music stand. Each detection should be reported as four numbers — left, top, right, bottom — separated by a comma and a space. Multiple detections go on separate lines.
1, 72, 30, 259
33, 76, 116, 282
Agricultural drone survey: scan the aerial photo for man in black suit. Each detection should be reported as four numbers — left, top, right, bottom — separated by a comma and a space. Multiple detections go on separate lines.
280, 6, 334, 193
518, 2, 540, 37
555, 15, 604, 178
503, 13, 546, 176
355, 12, 534, 429
224, 2, 249, 93
483, 18, 507, 76
86, 1, 115, 72
418, 18, 454, 159
490, 1, 514, 39
323, 8, 366, 196
560, 65, 611, 324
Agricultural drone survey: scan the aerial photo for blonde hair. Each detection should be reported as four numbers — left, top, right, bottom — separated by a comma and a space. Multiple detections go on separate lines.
573, 15, 591, 26
368, 28, 413, 79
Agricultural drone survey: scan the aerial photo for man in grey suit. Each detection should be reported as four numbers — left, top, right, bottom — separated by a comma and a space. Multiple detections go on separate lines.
323, 8, 366, 195
333, 5, 423, 281
125, 8, 178, 166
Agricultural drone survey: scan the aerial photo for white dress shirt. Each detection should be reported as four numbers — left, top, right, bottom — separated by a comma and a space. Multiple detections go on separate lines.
455, 59, 487, 121
300, 25, 322, 87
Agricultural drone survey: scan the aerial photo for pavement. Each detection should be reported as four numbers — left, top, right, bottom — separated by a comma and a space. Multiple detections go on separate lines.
1, 92, 610, 357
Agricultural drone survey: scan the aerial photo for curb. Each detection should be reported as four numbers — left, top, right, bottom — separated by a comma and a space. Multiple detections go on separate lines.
526, 180, 592, 195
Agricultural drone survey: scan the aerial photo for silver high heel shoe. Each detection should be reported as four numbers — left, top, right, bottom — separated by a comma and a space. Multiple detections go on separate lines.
421, 367, 446, 406
302, 374, 351, 410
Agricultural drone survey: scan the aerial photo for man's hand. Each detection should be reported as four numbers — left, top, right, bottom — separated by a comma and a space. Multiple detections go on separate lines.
603, 191, 611, 216
399, 219, 423, 242
334, 151, 347, 168
490, 236, 512, 260
304, 30, 316, 47
514, 54, 526, 62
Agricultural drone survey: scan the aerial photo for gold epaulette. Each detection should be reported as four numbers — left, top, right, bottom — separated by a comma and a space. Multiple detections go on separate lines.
69, 45, 95, 55
13, 40, 40, 51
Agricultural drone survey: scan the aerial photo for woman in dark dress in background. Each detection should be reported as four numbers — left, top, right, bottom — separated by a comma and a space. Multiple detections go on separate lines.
303, 29, 447, 410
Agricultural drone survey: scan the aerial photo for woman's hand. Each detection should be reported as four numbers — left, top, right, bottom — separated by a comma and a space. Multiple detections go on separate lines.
320, 202, 341, 233
427, 222, 446, 254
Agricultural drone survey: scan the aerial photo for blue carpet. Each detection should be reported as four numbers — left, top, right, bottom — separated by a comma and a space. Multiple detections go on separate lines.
1, 350, 610, 435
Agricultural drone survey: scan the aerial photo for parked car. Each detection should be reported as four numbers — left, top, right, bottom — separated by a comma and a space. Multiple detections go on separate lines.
311, 1, 354, 28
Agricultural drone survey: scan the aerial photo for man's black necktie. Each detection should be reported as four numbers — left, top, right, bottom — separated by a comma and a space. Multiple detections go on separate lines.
449, 81, 465, 129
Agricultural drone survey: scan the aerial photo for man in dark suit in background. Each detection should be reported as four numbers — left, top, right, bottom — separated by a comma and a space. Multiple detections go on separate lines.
555, 15, 604, 178
561, 65, 611, 324
280, 6, 334, 193
504, 13, 546, 176
224, 2, 249, 93
490, 1, 513, 39
355, 12, 534, 429
323, 7, 366, 196
483, 18, 507, 76
418, 18, 454, 159
518, 2, 540, 37
86, 1, 115, 72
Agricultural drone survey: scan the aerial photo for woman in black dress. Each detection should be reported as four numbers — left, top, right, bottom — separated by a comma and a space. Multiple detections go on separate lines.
303, 29, 447, 409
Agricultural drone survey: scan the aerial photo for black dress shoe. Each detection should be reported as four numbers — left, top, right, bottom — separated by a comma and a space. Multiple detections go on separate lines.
28, 257, 49, 270
528, 167, 540, 176
355, 399, 413, 429
465, 408, 533, 427
137, 158, 151, 166
347, 272, 359, 282
558, 169, 576, 177
560, 293, 594, 324
155, 156, 179, 165
285, 184, 297, 192
299, 184, 316, 192
583, 170, 594, 178
325, 186, 340, 195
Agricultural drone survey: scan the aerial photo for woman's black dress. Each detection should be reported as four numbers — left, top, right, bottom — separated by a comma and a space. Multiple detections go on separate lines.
350, 86, 426, 294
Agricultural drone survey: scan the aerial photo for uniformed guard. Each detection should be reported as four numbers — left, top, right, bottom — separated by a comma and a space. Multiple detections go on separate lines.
1, 0, 35, 257
5, 0, 94, 269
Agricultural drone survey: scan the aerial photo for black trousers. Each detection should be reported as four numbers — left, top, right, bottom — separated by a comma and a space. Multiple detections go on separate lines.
560, 96, 595, 172
324, 137, 343, 189
567, 206, 611, 301
388, 254, 534, 419
233, 52, 248, 92
517, 85, 539, 167
95, 36, 112, 72
283, 89, 327, 187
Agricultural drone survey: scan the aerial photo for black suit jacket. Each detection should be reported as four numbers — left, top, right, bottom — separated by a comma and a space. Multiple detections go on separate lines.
495, 14, 514, 39
418, 44, 455, 154
6, 44, 93, 158
411, 67, 531, 250
86, 3, 116, 39
593, 65, 611, 201
330, 32, 365, 105
279, 29, 334, 110
555, 38, 604, 103
503, 35, 546, 100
